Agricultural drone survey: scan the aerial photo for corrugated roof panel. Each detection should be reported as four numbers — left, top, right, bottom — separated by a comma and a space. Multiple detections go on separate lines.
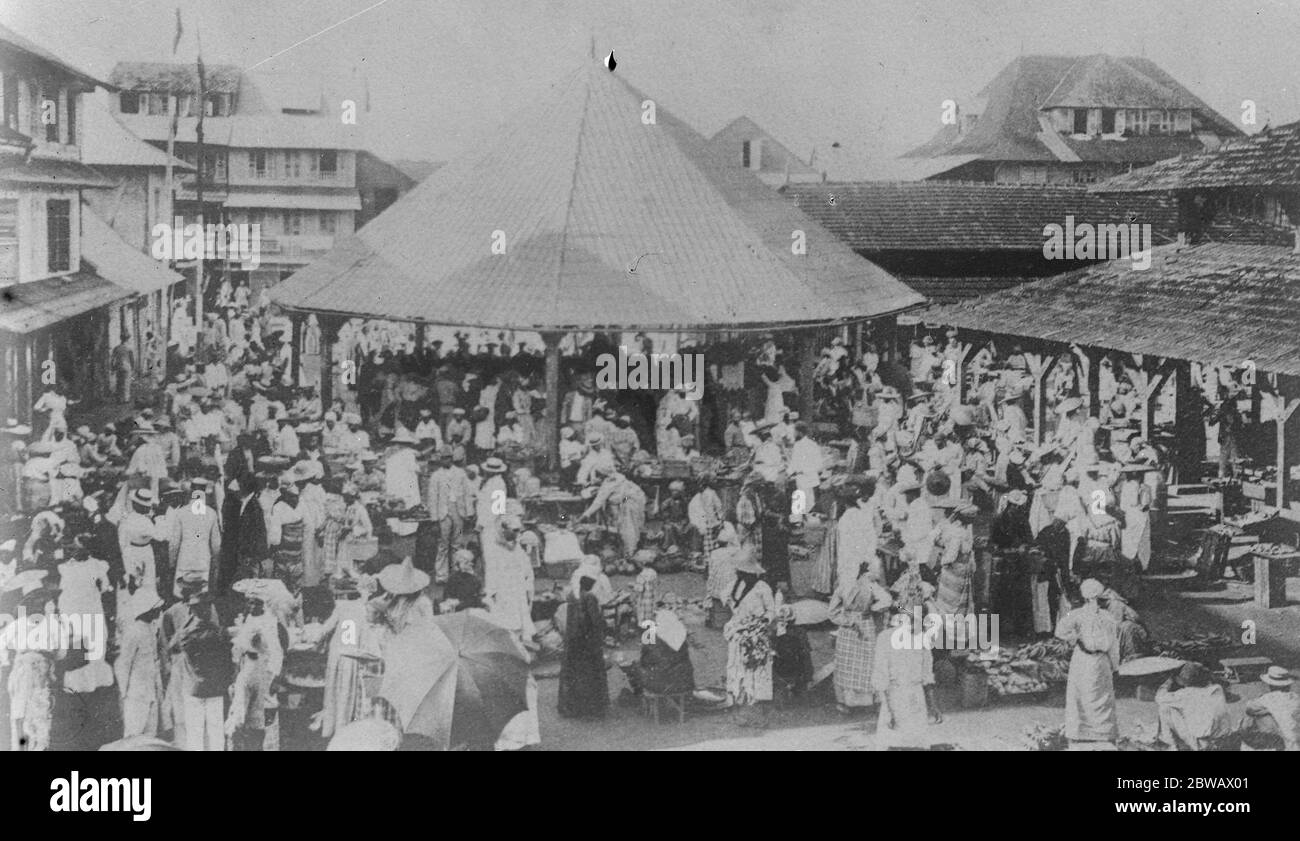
0, 271, 134, 334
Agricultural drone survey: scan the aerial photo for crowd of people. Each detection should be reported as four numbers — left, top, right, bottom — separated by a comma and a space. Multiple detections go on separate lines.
2, 297, 1296, 751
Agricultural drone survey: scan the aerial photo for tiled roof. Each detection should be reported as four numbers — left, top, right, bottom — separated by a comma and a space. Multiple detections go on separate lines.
271, 61, 922, 331
0, 23, 108, 88
110, 61, 243, 94
1092, 121, 1300, 192
905, 54, 1240, 163
80, 205, 184, 295
78, 98, 193, 170
926, 242, 1300, 376
781, 181, 1179, 251
0, 271, 134, 335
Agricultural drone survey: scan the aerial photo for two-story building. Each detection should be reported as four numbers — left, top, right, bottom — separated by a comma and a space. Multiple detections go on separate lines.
108, 61, 366, 301
0, 24, 143, 416
905, 54, 1243, 185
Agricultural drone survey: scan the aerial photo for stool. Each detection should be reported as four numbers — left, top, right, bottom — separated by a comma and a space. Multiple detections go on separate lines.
641, 691, 688, 724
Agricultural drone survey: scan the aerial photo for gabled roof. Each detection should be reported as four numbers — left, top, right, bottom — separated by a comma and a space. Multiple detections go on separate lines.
1092, 121, 1300, 193
80, 205, 185, 295
926, 242, 1300, 376
781, 181, 1178, 251
78, 98, 193, 170
271, 61, 922, 331
709, 116, 819, 175
110, 61, 242, 94
904, 54, 1240, 163
0, 22, 108, 89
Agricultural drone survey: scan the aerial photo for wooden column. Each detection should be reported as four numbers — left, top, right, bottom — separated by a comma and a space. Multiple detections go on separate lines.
318, 316, 341, 412
1031, 351, 1062, 446
1275, 397, 1300, 509
414, 323, 426, 368
290, 314, 303, 388
795, 328, 824, 417
1172, 360, 1205, 485
18, 335, 32, 424
954, 342, 973, 401
542, 331, 563, 470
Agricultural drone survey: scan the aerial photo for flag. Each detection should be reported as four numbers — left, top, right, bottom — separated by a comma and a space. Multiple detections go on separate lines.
172, 8, 183, 54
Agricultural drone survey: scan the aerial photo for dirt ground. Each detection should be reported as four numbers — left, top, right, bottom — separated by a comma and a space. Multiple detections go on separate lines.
529, 560, 1300, 751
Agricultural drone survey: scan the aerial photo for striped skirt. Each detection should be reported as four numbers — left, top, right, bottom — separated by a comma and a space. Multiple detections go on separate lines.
833, 615, 880, 707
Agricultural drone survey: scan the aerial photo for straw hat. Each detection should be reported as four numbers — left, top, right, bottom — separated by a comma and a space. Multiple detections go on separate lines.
131, 488, 156, 508
751, 420, 777, 435
481, 457, 508, 474
377, 557, 430, 595
390, 427, 419, 445
734, 551, 764, 576
877, 386, 901, 401
1261, 666, 1294, 687
1055, 396, 1083, 415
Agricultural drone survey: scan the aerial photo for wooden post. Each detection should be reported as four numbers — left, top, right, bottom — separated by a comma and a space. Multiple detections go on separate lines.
290, 314, 303, 388
542, 331, 563, 470
1139, 360, 1175, 441
1276, 396, 1300, 509
1032, 352, 1062, 447
1172, 360, 1205, 485
955, 342, 973, 401
414, 323, 426, 368
318, 316, 341, 412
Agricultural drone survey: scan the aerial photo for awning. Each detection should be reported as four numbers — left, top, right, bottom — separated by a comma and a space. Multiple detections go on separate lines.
0, 155, 114, 189
80, 205, 185, 295
0, 271, 134, 335
223, 191, 362, 211
925, 242, 1300, 377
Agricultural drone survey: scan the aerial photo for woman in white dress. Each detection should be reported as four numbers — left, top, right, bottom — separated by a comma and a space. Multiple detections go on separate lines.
761, 365, 796, 423
1118, 464, 1153, 570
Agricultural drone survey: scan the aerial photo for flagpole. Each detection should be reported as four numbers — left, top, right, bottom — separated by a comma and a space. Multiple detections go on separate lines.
194, 30, 206, 335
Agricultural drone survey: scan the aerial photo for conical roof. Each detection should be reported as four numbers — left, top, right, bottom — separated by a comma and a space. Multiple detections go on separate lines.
272, 61, 921, 331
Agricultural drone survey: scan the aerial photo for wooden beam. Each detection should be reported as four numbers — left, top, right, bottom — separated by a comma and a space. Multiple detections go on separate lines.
290, 313, 303, 388
955, 342, 973, 402
1140, 359, 1175, 441
317, 316, 341, 413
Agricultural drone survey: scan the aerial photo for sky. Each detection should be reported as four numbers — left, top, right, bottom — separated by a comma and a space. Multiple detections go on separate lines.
4, 0, 1299, 165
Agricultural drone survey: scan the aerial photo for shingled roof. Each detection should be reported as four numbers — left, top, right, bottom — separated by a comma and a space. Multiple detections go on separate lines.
1092, 121, 1300, 193
905, 54, 1239, 165
270, 61, 922, 331
110, 61, 243, 95
926, 242, 1300, 376
781, 182, 1179, 251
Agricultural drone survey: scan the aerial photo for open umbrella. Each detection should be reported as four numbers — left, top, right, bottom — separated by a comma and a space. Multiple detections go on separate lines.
435, 612, 530, 750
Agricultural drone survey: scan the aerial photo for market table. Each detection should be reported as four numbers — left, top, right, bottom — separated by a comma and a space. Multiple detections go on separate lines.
1249, 545, 1299, 608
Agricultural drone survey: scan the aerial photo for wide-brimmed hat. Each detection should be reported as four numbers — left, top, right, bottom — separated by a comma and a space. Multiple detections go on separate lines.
1005, 489, 1029, 506
377, 556, 430, 595
1055, 396, 1083, 415
733, 550, 764, 576
751, 420, 777, 435
1261, 666, 1294, 687
390, 427, 419, 445
1120, 462, 1154, 474
482, 457, 508, 474
131, 488, 156, 508
877, 386, 901, 401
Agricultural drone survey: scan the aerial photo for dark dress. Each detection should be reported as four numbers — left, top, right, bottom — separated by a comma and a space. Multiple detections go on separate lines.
557, 592, 608, 718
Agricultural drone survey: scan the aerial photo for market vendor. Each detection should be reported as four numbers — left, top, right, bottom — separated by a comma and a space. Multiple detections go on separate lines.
1242, 667, 1300, 751
788, 421, 823, 516
576, 463, 647, 562
750, 421, 785, 484
621, 608, 694, 697
1055, 578, 1121, 749
1153, 662, 1234, 751
383, 428, 422, 509
575, 432, 615, 487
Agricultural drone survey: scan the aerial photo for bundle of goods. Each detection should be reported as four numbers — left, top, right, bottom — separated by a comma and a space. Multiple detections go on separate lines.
960, 637, 1070, 695
1223, 509, 1276, 530
379, 498, 429, 521
1023, 722, 1068, 751
657, 591, 710, 622
1250, 541, 1300, 558
1153, 631, 1233, 662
